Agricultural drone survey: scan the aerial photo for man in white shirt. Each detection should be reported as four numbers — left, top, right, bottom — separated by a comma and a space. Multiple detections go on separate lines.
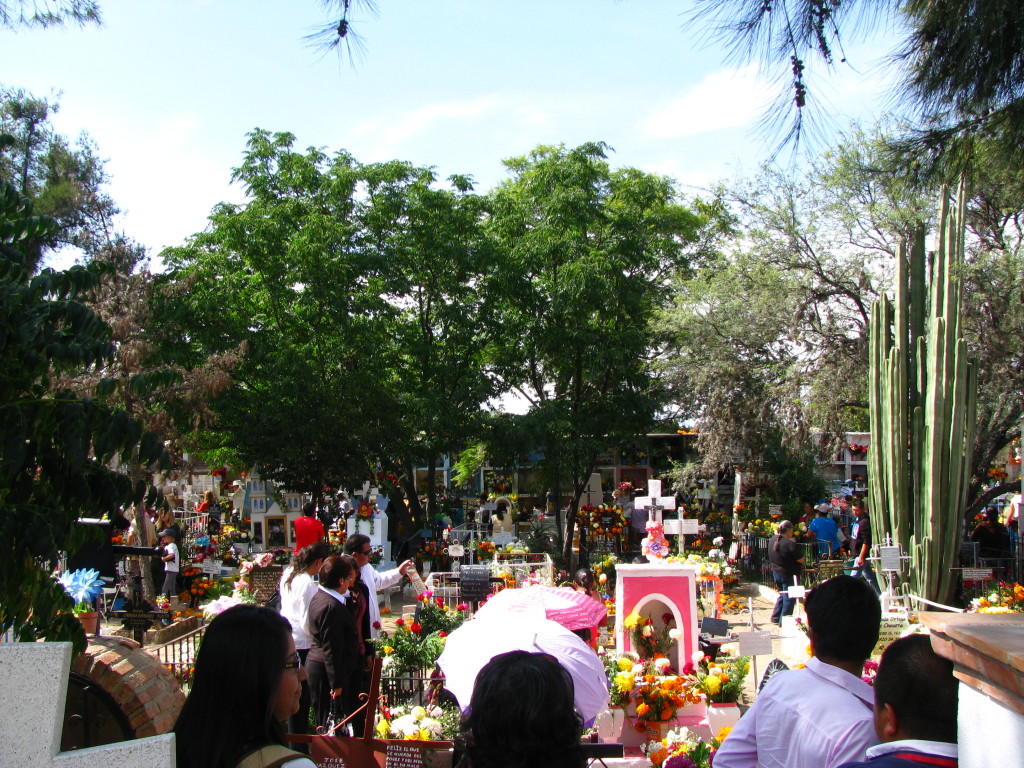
344, 533, 412, 639
714, 575, 882, 768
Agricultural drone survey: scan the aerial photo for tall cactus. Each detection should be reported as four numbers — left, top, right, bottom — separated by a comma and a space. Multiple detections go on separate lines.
867, 181, 977, 604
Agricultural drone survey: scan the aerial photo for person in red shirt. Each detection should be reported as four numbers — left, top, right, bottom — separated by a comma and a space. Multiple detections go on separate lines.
293, 501, 326, 552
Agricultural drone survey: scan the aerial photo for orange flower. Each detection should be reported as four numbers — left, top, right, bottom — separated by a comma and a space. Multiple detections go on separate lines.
636, 703, 650, 716
660, 707, 673, 720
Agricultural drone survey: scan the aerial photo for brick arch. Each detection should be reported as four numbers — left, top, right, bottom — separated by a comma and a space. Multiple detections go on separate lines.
71, 636, 185, 738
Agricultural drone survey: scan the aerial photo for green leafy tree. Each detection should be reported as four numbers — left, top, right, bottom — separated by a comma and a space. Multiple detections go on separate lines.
0, 86, 119, 270
162, 130, 392, 505
486, 142, 707, 556
359, 161, 497, 523
659, 124, 1022, 516
0, 170, 166, 652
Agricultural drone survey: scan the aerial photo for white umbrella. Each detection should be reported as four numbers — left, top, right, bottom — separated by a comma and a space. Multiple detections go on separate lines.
437, 614, 609, 725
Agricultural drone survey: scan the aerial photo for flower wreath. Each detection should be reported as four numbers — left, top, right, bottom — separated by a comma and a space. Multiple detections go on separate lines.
356, 501, 377, 533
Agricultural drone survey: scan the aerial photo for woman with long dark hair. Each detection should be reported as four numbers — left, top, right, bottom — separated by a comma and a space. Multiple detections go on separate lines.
280, 541, 329, 740
305, 554, 359, 731
459, 651, 584, 768
172, 604, 313, 768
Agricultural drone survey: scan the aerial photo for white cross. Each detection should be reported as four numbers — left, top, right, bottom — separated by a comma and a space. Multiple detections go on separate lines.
634, 479, 676, 523
0, 643, 175, 767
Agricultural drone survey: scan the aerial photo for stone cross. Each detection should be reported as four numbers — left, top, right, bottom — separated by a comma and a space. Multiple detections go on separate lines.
0, 642, 174, 767
633, 479, 676, 525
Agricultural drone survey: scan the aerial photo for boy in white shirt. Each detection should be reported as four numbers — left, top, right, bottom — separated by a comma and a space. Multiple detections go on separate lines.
159, 528, 180, 601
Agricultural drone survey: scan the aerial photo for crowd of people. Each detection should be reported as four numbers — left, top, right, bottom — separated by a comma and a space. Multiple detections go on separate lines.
170, 555, 961, 768
158, 480, 972, 768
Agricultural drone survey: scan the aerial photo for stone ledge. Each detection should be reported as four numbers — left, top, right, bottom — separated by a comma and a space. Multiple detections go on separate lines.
919, 611, 1024, 716
111, 613, 203, 645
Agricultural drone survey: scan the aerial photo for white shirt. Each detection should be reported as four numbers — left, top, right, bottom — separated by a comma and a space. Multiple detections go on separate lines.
863, 740, 958, 761
360, 562, 403, 638
163, 541, 179, 573
713, 657, 877, 768
279, 567, 319, 650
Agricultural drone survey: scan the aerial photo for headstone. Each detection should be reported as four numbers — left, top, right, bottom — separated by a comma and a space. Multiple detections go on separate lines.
963, 567, 994, 582
737, 630, 773, 656
615, 563, 699, 673
873, 612, 910, 656
768, 504, 782, 515
0, 643, 174, 768
679, 518, 700, 535
459, 565, 492, 604
249, 565, 283, 604
699, 617, 731, 638
878, 546, 902, 572
584, 472, 604, 507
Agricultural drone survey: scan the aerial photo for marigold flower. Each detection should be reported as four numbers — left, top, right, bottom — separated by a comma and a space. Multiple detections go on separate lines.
624, 612, 642, 629
703, 675, 721, 695
636, 703, 650, 716
617, 657, 633, 672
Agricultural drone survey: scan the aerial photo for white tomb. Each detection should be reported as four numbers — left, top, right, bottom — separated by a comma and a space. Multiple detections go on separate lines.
346, 491, 391, 561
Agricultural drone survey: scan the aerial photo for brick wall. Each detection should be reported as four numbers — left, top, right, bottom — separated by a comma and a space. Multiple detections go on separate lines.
71, 636, 186, 738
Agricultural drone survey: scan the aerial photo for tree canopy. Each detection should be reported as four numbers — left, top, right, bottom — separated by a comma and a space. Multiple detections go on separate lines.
658, 123, 1023, 514
485, 142, 709, 550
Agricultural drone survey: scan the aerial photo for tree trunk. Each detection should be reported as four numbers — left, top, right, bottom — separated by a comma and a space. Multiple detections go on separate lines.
425, 455, 438, 520
963, 479, 1021, 522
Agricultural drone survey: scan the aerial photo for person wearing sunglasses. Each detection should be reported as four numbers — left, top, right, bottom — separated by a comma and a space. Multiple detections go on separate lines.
343, 533, 413, 639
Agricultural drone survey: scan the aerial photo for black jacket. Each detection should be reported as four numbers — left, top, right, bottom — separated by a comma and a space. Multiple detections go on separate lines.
306, 589, 358, 689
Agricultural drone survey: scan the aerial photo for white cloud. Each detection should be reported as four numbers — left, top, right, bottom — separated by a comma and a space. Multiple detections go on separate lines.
640, 65, 772, 139
354, 93, 527, 148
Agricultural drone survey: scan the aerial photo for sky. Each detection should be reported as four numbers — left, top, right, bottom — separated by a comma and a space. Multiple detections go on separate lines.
3, 0, 904, 269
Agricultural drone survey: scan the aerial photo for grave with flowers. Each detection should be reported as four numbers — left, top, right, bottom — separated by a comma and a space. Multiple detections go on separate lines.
347, 489, 393, 562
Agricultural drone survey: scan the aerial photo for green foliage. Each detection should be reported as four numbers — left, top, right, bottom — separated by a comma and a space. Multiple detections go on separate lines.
162, 131, 496, 510
485, 142, 708, 549
0, 173, 167, 651
660, 123, 1021, 507
0, 87, 118, 267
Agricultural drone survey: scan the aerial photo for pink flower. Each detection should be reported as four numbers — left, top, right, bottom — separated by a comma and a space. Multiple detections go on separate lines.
253, 552, 273, 568
456, 603, 468, 611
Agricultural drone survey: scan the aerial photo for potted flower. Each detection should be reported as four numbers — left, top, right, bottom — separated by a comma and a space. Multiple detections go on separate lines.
597, 652, 638, 741
58, 568, 105, 636
687, 651, 750, 730
630, 658, 701, 740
